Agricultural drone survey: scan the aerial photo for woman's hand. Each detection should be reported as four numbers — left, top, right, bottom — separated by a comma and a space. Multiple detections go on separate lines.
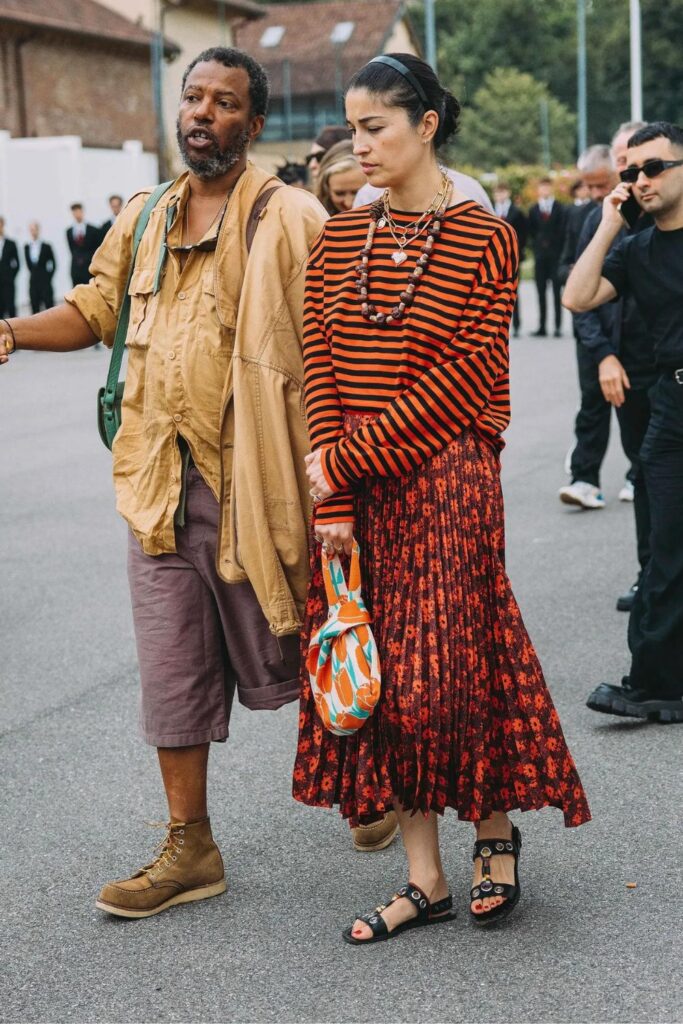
314, 521, 354, 557
305, 449, 333, 502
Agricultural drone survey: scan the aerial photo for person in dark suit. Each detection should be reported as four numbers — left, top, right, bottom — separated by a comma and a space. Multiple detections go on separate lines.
66, 203, 100, 287
558, 146, 628, 512
493, 183, 527, 335
25, 221, 56, 314
0, 217, 20, 319
99, 194, 124, 244
528, 178, 566, 336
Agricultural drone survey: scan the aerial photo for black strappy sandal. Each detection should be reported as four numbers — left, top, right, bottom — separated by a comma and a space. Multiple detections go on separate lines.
469, 826, 522, 927
342, 882, 456, 946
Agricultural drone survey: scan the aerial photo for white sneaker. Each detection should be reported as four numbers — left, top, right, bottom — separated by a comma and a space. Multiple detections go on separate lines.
558, 481, 606, 509
619, 481, 635, 502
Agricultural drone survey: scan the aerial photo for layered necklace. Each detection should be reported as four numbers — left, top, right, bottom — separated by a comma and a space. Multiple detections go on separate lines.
357, 169, 451, 326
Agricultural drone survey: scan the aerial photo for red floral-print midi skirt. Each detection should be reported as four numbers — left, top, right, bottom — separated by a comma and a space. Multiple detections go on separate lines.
293, 424, 591, 829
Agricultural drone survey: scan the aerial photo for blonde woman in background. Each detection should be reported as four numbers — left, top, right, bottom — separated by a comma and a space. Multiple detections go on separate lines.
315, 141, 366, 215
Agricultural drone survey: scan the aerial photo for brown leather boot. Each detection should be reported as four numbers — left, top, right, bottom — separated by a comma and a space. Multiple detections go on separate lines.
96, 817, 226, 919
352, 810, 399, 852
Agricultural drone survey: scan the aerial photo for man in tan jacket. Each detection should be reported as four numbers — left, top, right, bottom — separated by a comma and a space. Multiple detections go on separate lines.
0, 47, 397, 917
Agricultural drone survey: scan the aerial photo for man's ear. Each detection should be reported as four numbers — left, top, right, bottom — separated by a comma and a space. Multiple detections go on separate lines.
250, 115, 266, 143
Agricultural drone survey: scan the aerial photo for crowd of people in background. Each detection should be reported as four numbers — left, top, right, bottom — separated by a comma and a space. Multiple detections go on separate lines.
0, 194, 124, 317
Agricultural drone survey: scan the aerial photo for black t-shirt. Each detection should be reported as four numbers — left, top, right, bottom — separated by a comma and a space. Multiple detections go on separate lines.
602, 225, 683, 368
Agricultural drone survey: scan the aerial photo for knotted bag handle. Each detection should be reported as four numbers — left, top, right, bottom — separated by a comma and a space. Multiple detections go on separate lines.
321, 539, 362, 608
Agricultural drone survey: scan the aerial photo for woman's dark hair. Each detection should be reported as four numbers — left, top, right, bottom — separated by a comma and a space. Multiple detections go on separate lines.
346, 53, 460, 148
181, 47, 270, 118
628, 121, 683, 150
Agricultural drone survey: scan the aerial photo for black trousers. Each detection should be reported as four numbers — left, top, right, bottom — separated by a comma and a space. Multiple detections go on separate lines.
0, 282, 16, 319
570, 337, 611, 488
628, 375, 683, 698
29, 276, 54, 314
534, 256, 562, 331
615, 382, 654, 573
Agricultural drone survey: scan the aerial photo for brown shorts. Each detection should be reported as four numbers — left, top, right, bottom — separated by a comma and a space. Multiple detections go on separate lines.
127, 466, 301, 747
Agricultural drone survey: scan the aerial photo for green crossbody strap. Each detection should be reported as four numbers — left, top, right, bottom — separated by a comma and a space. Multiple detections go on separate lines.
99, 181, 173, 432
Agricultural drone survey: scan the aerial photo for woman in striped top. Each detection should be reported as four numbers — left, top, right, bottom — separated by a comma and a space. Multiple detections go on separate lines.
293, 54, 590, 943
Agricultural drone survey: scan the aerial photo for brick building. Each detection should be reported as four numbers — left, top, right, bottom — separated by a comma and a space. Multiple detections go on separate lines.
0, 0, 177, 151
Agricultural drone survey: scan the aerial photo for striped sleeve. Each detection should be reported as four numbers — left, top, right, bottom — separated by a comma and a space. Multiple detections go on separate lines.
320, 226, 518, 490
302, 229, 355, 523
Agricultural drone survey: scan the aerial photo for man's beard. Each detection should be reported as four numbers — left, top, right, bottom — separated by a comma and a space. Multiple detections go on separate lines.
176, 121, 251, 180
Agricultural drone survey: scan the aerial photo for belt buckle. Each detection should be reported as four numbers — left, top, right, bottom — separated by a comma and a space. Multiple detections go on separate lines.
675, 368, 683, 384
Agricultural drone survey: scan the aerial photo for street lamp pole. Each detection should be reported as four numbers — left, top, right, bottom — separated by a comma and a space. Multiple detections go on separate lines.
425, 0, 437, 74
630, 0, 643, 120
576, 0, 587, 154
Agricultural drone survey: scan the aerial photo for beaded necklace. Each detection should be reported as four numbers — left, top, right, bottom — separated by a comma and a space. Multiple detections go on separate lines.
357, 175, 452, 326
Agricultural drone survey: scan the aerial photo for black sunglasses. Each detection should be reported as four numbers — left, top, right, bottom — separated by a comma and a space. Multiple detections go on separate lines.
619, 158, 683, 183
305, 151, 322, 166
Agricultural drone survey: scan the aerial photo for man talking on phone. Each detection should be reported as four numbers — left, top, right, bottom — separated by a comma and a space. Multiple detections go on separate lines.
564, 121, 683, 722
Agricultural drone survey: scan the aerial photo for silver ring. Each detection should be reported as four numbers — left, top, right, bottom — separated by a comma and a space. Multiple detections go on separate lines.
310, 490, 322, 504
322, 541, 334, 555
314, 533, 324, 544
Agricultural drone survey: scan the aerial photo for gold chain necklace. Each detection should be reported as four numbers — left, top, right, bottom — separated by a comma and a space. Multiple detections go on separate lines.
357, 179, 452, 326
377, 170, 450, 265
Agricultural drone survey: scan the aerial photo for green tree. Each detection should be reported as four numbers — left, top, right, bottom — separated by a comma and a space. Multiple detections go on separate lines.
410, 0, 683, 151
454, 68, 576, 168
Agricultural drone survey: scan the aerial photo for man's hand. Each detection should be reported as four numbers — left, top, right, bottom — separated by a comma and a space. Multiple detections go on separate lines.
314, 521, 354, 557
602, 182, 633, 232
0, 321, 14, 365
304, 449, 333, 502
599, 354, 630, 407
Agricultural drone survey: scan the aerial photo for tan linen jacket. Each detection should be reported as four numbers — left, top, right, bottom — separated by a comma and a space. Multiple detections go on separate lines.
68, 164, 327, 636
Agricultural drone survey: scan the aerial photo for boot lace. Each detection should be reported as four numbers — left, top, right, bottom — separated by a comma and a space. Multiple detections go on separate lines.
142, 820, 187, 877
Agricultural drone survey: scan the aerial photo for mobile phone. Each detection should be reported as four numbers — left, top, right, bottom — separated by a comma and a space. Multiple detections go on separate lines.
619, 193, 641, 230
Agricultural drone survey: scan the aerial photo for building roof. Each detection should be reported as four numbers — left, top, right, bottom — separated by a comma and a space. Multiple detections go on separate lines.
205, 0, 265, 16
235, 0, 420, 97
0, 0, 178, 56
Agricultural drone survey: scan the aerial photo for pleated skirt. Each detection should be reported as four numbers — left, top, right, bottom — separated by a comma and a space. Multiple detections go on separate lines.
292, 424, 591, 829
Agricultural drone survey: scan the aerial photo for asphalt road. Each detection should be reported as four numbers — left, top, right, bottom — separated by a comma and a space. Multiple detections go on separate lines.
1, 283, 681, 1024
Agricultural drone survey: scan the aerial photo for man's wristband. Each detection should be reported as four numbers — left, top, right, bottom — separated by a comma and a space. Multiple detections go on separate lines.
1, 319, 17, 353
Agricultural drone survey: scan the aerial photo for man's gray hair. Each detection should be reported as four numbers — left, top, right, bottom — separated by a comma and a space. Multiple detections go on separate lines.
577, 144, 612, 173
611, 120, 647, 144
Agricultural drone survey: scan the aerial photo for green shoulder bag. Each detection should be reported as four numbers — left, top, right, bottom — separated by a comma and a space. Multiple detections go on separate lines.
97, 181, 173, 450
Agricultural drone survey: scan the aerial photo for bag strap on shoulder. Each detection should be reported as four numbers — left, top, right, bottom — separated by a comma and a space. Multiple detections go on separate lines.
101, 181, 174, 412
246, 184, 282, 253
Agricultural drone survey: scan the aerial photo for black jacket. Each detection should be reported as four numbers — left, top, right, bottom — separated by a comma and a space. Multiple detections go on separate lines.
499, 204, 528, 261
67, 223, 100, 284
573, 205, 656, 384
24, 241, 56, 281
528, 200, 566, 264
558, 201, 596, 284
0, 237, 20, 283
99, 219, 114, 244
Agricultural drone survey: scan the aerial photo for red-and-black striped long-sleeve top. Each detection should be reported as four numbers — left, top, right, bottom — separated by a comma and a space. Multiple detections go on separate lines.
303, 200, 519, 523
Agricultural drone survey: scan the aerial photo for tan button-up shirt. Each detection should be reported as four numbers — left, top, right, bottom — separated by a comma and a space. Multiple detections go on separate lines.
66, 175, 234, 554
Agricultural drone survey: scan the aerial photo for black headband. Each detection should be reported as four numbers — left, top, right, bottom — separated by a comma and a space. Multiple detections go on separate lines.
368, 56, 430, 109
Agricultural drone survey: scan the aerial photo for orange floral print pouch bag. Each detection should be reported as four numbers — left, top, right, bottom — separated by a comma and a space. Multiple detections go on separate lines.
306, 540, 381, 736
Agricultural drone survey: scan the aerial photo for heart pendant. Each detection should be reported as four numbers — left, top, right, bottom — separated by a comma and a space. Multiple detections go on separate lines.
392, 250, 407, 266
377, 217, 387, 228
